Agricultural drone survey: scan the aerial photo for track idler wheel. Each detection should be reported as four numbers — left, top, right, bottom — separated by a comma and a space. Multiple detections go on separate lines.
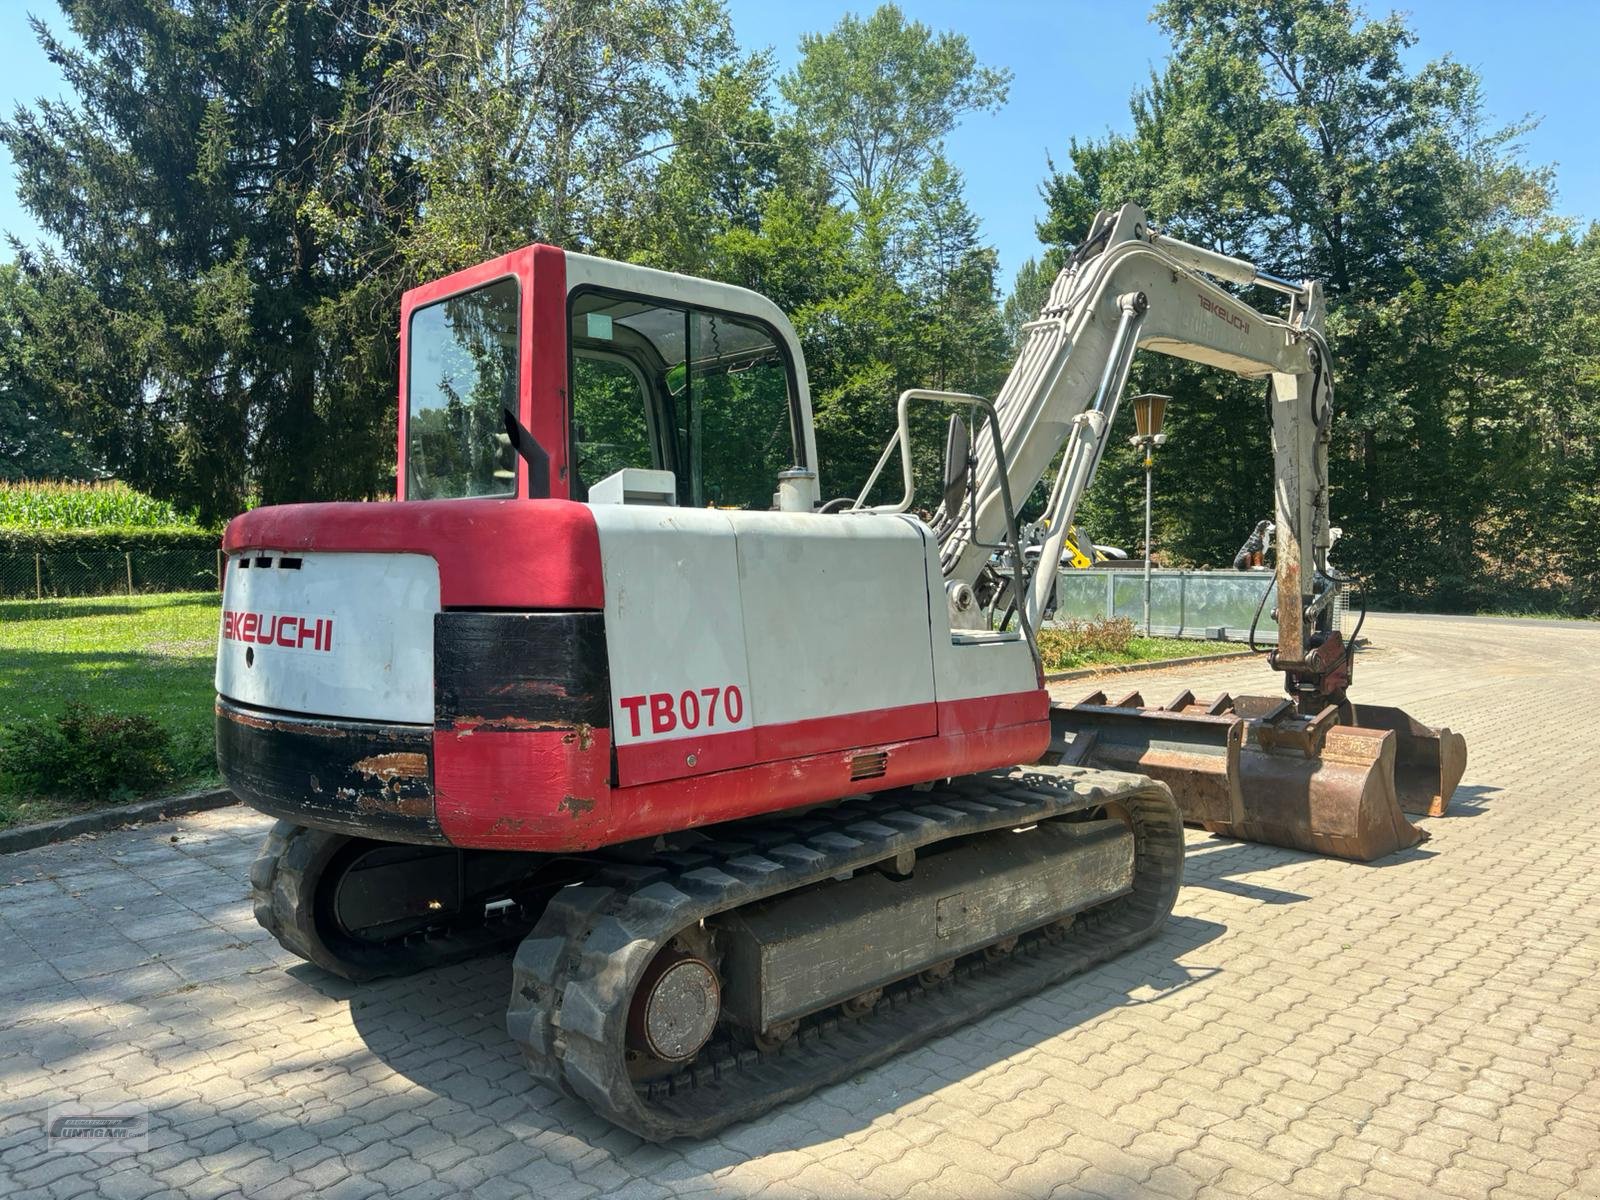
627, 947, 722, 1065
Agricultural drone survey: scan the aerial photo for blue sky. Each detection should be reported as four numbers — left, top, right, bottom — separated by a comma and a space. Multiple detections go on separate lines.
3, 1, 1594, 288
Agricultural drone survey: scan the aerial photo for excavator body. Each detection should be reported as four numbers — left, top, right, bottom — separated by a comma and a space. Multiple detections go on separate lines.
218, 205, 1463, 1139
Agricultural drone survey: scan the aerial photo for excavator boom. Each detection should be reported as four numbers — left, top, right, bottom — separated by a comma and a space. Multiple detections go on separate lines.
928, 203, 1466, 860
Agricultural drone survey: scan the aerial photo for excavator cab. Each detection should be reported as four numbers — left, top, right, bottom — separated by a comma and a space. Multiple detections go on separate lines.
398, 246, 821, 514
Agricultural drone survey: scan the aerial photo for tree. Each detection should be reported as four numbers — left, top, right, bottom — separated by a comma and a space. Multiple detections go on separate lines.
355, 0, 739, 271
1054, 0, 1549, 295
905, 157, 1006, 394
780, 4, 1009, 255
1035, 0, 1583, 610
637, 56, 822, 277
3, 2, 398, 518
1330, 226, 1600, 612
1002, 255, 1056, 351
0, 262, 98, 480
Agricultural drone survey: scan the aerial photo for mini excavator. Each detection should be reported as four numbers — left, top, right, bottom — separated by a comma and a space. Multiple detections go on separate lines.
217, 203, 1464, 1139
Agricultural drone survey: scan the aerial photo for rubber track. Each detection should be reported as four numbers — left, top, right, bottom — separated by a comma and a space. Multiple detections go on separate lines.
505, 765, 1183, 1141
249, 819, 528, 982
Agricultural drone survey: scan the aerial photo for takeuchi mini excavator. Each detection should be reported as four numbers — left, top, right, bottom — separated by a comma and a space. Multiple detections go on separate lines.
217, 203, 1465, 1139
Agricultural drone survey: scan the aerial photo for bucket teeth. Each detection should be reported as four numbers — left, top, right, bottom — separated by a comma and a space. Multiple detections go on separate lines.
1047, 691, 1467, 863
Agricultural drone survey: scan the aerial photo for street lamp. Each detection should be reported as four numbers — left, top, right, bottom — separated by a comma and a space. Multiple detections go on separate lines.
1129, 394, 1170, 636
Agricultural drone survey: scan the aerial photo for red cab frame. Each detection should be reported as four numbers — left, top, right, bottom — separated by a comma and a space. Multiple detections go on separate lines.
396, 245, 571, 502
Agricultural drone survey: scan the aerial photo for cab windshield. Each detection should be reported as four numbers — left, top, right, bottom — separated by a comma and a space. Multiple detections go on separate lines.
406, 277, 519, 499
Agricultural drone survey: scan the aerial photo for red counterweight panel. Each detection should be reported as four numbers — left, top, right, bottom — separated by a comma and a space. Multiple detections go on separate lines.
222, 499, 602, 610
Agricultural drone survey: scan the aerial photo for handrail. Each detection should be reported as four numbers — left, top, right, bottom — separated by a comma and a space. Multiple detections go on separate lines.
851, 389, 1040, 666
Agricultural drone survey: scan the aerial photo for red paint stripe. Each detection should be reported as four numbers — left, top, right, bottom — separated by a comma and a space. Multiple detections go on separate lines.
434, 719, 1051, 852
616, 726, 759, 787
938, 689, 1050, 734
223, 498, 603, 610
755, 700, 935, 760
616, 699, 939, 786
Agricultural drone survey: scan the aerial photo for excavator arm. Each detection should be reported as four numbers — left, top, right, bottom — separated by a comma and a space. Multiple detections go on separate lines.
923, 202, 1466, 861
936, 202, 1340, 702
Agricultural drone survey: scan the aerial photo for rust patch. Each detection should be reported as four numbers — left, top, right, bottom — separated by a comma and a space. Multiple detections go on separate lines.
490, 816, 528, 833
448, 715, 576, 734
220, 705, 345, 739
561, 723, 595, 752
352, 752, 429, 781
355, 791, 433, 818
558, 794, 596, 818
486, 679, 572, 699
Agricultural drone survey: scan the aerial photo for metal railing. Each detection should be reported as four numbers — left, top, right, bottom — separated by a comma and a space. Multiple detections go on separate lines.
1050, 567, 1349, 643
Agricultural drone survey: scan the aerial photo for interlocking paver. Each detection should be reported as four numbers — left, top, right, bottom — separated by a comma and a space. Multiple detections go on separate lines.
2, 613, 1597, 1197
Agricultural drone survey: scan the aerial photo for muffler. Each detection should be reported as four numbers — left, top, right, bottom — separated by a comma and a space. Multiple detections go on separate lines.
1046, 689, 1461, 862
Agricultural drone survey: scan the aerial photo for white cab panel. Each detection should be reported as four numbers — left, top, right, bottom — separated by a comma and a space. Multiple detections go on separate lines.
732, 512, 936, 729
591, 505, 942, 780
216, 552, 440, 724
591, 506, 754, 780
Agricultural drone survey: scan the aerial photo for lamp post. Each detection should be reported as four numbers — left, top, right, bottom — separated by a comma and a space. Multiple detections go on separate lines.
1129, 394, 1170, 636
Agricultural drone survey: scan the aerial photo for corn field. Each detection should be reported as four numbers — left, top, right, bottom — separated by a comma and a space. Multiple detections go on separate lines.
0, 480, 200, 530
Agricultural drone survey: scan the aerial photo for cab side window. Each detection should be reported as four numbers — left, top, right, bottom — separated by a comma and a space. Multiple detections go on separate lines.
571, 356, 656, 500
689, 311, 793, 510
569, 290, 796, 509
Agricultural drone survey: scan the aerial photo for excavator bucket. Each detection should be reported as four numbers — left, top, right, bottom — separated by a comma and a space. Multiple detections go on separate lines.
1045, 689, 1452, 862
1345, 704, 1468, 817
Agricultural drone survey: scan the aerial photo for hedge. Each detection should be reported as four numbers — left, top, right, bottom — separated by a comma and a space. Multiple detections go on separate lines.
0, 526, 222, 599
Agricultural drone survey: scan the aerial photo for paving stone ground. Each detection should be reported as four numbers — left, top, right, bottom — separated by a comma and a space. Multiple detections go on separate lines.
2, 613, 1598, 1198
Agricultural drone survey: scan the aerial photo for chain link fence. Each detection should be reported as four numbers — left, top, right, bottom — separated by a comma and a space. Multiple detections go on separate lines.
0, 547, 223, 601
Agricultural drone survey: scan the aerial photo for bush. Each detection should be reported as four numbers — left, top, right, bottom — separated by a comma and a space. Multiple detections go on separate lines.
1035, 616, 1137, 670
0, 702, 175, 801
0, 480, 202, 530
0, 526, 221, 554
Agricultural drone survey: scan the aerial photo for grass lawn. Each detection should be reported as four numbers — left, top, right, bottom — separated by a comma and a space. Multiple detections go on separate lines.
0, 592, 220, 827
1035, 629, 1245, 673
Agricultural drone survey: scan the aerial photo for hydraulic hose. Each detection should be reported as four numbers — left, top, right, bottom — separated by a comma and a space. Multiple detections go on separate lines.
1248, 576, 1276, 654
